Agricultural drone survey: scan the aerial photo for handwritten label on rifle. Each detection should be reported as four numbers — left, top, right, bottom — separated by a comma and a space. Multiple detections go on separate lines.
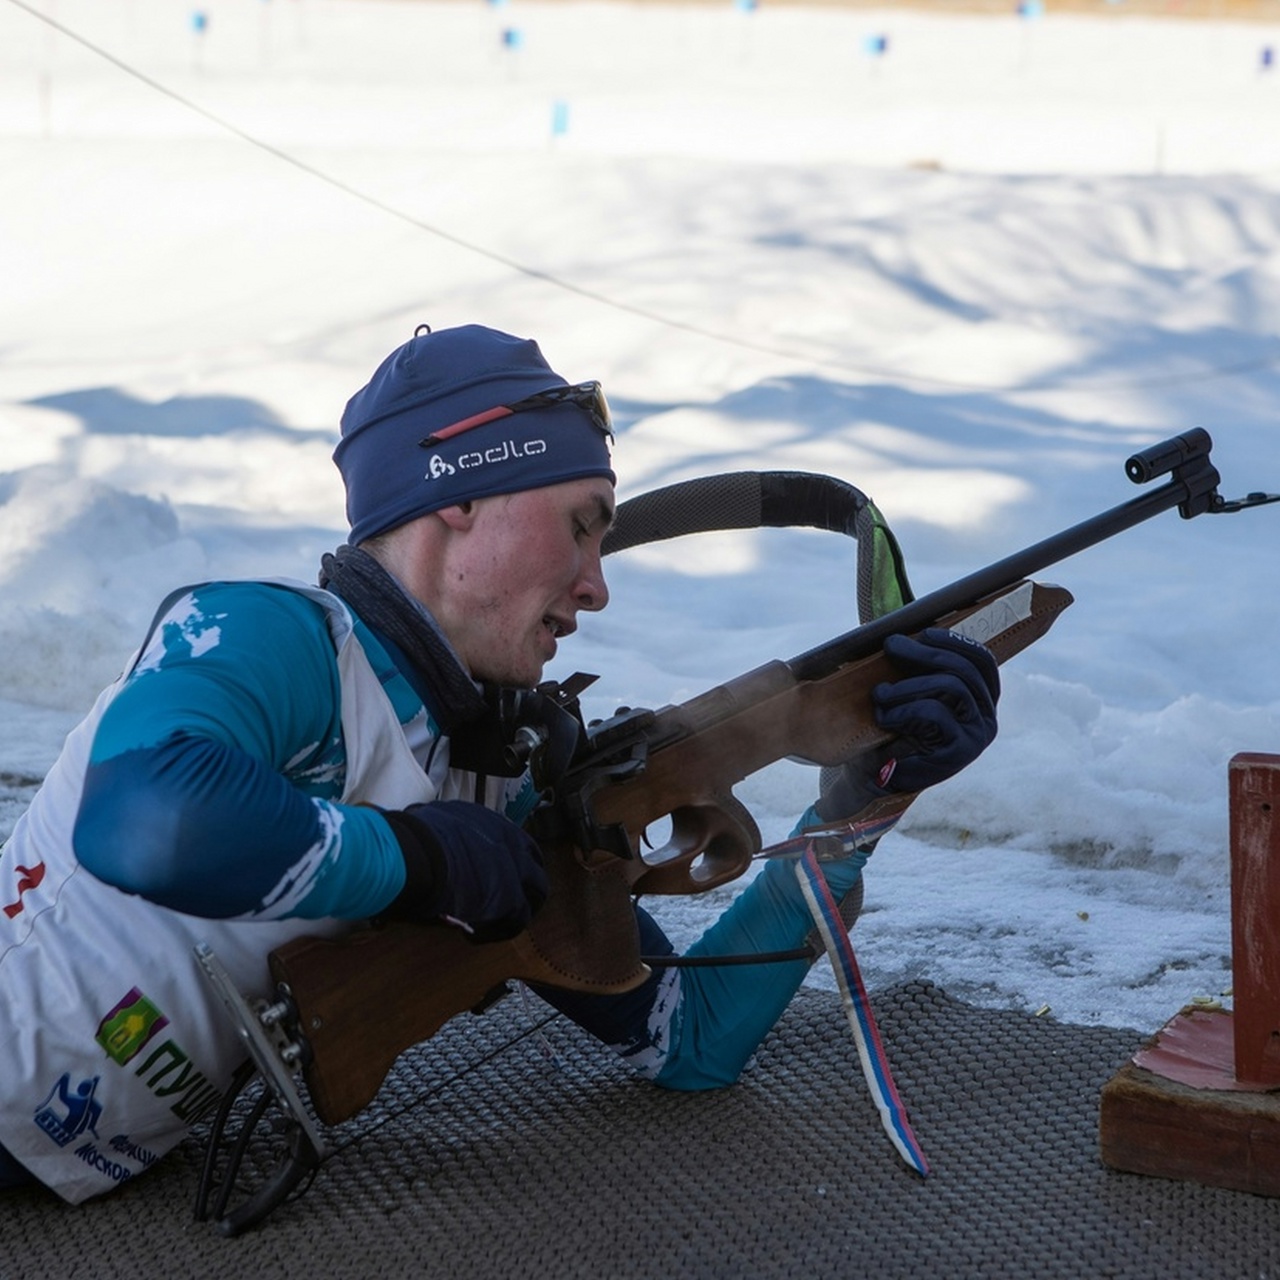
948, 581, 1035, 646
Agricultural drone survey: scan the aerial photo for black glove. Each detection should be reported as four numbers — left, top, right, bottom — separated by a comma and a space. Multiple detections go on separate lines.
380, 800, 549, 943
816, 627, 999, 821
874, 627, 999, 791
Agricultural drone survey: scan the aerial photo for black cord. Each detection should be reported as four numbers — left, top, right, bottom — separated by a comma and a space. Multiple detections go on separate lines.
642, 947, 816, 967
193, 1058, 257, 1222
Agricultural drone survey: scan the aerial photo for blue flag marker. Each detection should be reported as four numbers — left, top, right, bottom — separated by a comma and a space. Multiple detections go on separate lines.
551, 100, 570, 137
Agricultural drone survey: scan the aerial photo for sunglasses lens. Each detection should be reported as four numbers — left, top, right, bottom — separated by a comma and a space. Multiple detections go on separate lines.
422, 380, 613, 448
513, 382, 612, 436
577, 382, 612, 436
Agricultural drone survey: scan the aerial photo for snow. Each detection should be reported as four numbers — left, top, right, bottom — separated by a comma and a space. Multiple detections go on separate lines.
2, 0, 1279, 1032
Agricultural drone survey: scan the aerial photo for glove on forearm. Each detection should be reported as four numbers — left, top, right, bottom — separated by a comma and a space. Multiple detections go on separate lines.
380, 800, 549, 943
816, 627, 999, 822
874, 627, 999, 791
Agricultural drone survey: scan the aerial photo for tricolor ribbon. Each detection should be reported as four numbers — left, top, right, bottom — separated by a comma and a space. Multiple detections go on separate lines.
793, 841, 929, 1176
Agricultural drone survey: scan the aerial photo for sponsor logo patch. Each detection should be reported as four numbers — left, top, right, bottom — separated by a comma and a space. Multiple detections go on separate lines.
2, 860, 45, 919
96, 988, 169, 1066
34, 1074, 103, 1149
96, 989, 223, 1125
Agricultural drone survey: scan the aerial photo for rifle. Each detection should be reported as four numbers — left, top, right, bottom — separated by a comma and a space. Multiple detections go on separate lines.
195, 429, 1276, 1233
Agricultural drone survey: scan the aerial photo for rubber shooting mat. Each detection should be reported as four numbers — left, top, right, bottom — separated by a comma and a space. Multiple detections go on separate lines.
4, 982, 1278, 1279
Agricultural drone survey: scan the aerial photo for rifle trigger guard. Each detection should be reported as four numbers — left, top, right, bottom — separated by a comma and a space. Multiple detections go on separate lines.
631, 796, 760, 896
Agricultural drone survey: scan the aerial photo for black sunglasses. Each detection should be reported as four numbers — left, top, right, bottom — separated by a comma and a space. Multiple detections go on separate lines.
418, 381, 612, 448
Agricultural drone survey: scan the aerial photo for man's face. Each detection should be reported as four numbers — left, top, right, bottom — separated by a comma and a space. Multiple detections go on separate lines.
440, 476, 614, 687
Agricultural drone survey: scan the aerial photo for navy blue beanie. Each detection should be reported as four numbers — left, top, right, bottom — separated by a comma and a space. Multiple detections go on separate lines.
334, 325, 616, 544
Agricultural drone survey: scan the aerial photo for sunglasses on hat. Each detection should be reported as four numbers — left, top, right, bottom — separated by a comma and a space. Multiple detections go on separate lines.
418, 381, 612, 448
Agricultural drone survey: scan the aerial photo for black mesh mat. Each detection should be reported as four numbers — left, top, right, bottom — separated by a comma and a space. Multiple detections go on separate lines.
5, 983, 1279, 1278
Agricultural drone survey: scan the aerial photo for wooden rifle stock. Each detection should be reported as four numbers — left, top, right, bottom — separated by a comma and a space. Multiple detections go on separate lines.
271, 579, 1070, 1125
268, 434, 1231, 1126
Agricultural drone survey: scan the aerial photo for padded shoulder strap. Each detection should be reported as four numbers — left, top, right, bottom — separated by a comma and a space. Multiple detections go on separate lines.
603, 471, 914, 624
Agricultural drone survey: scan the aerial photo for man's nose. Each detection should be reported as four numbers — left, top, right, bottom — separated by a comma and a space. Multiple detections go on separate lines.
575, 552, 609, 613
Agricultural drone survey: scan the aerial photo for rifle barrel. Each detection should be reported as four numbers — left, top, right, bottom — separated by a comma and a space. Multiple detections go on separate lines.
787, 472, 1198, 681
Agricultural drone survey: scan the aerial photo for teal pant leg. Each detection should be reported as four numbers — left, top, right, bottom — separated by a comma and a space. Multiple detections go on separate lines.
653, 850, 867, 1091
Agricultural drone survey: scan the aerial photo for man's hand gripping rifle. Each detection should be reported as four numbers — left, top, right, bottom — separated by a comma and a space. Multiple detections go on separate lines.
195, 429, 1276, 1233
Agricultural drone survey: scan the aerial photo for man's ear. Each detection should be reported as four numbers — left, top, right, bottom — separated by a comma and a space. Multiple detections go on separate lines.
434, 501, 476, 532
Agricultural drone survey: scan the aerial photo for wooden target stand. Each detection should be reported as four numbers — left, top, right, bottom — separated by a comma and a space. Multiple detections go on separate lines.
1100, 753, 1280, 1196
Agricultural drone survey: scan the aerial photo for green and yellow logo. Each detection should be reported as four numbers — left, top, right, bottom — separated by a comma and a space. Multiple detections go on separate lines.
96, 989, 169, 1067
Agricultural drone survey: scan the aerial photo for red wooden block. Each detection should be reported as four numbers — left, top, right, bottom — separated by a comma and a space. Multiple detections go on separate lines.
1099, 754, 1280, 1195
1230, 753, 1280, 1087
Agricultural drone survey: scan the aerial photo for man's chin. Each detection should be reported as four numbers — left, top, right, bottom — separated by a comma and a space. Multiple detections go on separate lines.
471, 658, 545, 689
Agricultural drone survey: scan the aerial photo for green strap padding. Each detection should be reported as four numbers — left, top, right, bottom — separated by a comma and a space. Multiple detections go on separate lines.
855, 497, 914, 623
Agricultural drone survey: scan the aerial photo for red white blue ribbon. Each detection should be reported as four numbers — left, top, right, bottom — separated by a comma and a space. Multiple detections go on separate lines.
757, 803, 905, 866
793, 841, 929, 1177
